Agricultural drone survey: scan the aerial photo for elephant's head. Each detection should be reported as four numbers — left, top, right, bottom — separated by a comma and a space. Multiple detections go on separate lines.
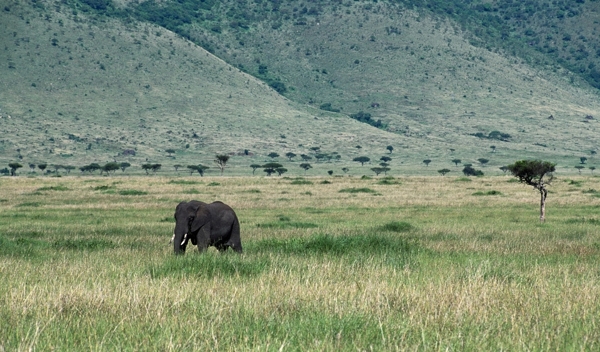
172, 200, 205, 254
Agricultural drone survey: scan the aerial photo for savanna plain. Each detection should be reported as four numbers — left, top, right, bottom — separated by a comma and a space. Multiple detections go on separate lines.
1, 174, 600, 351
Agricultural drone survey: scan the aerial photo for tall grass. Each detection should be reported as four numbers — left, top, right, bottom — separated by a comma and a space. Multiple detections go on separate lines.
0, 175, 599, 350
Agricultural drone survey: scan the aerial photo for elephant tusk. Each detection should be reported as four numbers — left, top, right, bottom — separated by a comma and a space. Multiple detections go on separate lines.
170, 233, 175, 243
181, 233, 188, 246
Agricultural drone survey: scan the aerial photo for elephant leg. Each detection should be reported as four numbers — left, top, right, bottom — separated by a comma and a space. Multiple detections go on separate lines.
196, 226, 210, 253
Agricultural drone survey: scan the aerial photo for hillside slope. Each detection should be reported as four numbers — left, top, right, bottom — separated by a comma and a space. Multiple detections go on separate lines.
1, 0, 600, 175
0, 0, 399, 172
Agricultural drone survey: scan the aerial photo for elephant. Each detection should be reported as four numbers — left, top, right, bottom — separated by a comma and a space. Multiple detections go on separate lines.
171, 200, 242, 254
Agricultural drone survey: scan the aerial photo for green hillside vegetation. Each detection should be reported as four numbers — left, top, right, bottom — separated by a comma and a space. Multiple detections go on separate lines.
1, 0, 600, 175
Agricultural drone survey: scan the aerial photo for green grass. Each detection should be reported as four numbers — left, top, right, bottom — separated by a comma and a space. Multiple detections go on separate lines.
1, 173, 600, 349
339, 187, 377, 194
118, 189, 148, 196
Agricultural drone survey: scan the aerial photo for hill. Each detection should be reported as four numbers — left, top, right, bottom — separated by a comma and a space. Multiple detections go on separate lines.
1, 0, 600, 176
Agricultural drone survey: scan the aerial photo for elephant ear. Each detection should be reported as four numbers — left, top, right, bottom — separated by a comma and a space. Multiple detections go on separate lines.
190, 207, 210, 233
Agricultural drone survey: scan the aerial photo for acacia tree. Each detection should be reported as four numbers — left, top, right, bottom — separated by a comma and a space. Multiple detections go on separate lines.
353, 156, 370, 166
214, 154, 230, 175
438, 168, 451, 176
8, 162, 22, 176
300, 163, 312, 174
285, 152, 297, 161
507, 160, 556, 222
451, 159, 462, 167
263, 162, 282, 176
120, 162, 131, 172
386, 145, 393, 154
250, 164, 261, 175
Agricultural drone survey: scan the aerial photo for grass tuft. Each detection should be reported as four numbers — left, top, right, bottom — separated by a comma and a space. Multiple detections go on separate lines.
454, 177, 472, 182
148, 254, 270, 279
118, 189, 148, 195
291, 178, 313, 185
168, 180, 202, 185
339, 187, 377, 194
36, 185, 69, 191
472, 190, 503, 196
378, 221, 413, 232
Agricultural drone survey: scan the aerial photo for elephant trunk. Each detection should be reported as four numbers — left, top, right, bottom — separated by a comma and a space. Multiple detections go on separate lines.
173, 231, 188, 254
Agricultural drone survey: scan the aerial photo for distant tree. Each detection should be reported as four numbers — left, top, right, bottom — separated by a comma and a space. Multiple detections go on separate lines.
379, 163, 389, 168
591, 150, 597, 156
64, 166, 75, 174
29, 163, 36, 172
141, 164, 153, 175
451, 159, 462, 166
102, 162, 120, 175
300, 163, 312, 174
8, 162, 22, 176
478, 158, 489, 166
275, 167, 288, 176
173, 164, 182, 172
214, 154, 230, 175
490, 145, 496, 153
301, 154, 312, 161
38, 163, 47, 172
328, 170, 333, 176
315, 153, 328, 162
580, 157, 588, 164
187, 165, 198, 175
438, 168, 451, 176
353, 156, 370, 166
268, 152, 280, 160
88, 163, 101, 174
52, 164, 62, 173
386, 145, 393, 154
250, 164, 261, 175
423, 159, 432, 167
285, 152, 297, 161
263, 162, 282, 176
507, 160, 556, 222
371, 167, 385, 176
342, 167, 349, 174
166, 148, 176, 157
310, 147, 321, 153
120, 162, 131, 172
575, 165, 585, 173
462, 166, 483, 176
151, 164, 162, 173
196, 164, 209, 176
590, 166, 596, 174
499, 166, 508, 174
380, 156, 392, 163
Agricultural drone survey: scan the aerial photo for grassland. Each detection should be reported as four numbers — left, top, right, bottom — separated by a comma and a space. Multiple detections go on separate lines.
1, 175, 600, 350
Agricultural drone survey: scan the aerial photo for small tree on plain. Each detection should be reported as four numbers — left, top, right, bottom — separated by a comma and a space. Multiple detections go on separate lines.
380, 156, 391, 163
386, 145, 393, 154
590, 166, 596, 174
423, 159, 431, 167
29, 163, 36, 172
300, 163, 312, 174
151, 164, 162, 174
285, 152, 296, 161
173, 164, 182, 172
275, 167, 288, 176
8, 162, 22, 176
438, 168, 451, 176
142, 164, 153, 175
327, 170, 333, 176
507, 160, 556, 222
263, 162, 282, 176
120, 162, 131, 172
268, 152, 280, 160
301, 154, 312, 161
38, 163, 47, 173
580, 157, 587, 164
451, 159, 461, 166
478, 158, 489, 166
102, 162, 120, 175
575, 165, 585, 173
499, 166, 508, 174
490, 145, 496, 153
250, 164, 261, 175
166, 148, 176, 157
353, 156, 370, 166
64, 166, 75, 174
214, 155, 230, 175
342, 167, 349, 174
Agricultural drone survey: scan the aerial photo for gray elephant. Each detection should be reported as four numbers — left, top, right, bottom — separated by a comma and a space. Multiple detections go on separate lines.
171, 200, 242, 254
